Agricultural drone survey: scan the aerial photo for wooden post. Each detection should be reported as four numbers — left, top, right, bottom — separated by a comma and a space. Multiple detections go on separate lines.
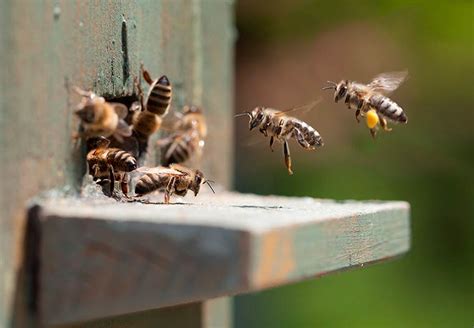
0, 1, 234, 327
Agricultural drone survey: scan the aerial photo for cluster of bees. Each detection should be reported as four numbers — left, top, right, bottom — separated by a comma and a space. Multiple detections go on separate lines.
74, 65, 211, 204
237, 71, 409, 175
75, 67, 408, 203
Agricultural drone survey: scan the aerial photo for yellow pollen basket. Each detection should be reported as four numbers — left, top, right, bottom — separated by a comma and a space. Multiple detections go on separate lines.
366, 109, 379, 129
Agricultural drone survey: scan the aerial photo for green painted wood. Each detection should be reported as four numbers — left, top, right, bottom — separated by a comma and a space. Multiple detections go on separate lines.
0, 1, 234, 327
28, 192, 410, 326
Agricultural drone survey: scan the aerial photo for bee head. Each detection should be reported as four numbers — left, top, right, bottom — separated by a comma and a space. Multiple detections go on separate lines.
322, 80, 348, 103
75, 96, 105, 123
234, 107, 264, 130
87, 136, 110, 150
249, 107, 265, 130
191, 170, 205, 196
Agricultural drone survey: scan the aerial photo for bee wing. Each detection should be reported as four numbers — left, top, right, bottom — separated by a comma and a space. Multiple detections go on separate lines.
115, 119, 133, 137
274, 98, 321, 117
367, 71, 408, 94
136, 166, 186, 176
110, 103, 129, 119
159, 110, 184, 131
130, 101, 142, 113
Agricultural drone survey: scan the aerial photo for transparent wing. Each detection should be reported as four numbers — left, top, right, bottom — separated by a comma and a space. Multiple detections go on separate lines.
130, 101, 142, 113
136, 166, 185, 176
115, 119, 133, 137
159, 109, 184, 131
367, 71, 408, 94
274, 98, 321, 116
110, 103, 129, 119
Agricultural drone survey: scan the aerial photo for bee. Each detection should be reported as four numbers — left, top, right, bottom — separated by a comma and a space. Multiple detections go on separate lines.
130, 106, 162, 158
86, 136, 137, 196
323, 71, 408, 138
128, 64, 172, 157
235, 101, 323, 175
73, 87, 132, 142
134, 164, 214, 204
157, 105, 207, 166
134, 64, 172, 116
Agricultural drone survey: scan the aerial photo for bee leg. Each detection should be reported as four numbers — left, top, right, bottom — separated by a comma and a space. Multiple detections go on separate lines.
134, 76, 146, 111
164, 192, 170, 204
164, 177, 175, 204
370, 128, 377, 139
121, 173, 129, 197
269, 136, 274, 152
355, 109, 361, 123
283, 141, 293, 175
91, 164, 101, 178
294, 129, 309, 149
378, 114, 392, 132
140, 63, 154, 85
260, 127, 267, 137
108, 165, 115, 196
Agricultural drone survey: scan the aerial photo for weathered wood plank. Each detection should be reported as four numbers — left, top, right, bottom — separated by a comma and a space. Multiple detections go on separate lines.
29, 192, 410, 326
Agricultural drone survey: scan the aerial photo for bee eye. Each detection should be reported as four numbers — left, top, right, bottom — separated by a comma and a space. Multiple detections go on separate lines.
338, 86, 347, 97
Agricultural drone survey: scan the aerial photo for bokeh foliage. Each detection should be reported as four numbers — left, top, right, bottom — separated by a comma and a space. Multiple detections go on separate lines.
234, 0, 474, 327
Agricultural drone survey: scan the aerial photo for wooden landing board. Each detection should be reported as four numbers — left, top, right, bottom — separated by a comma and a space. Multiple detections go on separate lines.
28, 192, 410, 326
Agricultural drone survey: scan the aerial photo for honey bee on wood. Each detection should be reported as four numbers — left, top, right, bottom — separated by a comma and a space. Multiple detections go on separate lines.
86, 136, 137, 197
235, 101, 323, 175
133, 64, 172, 116
130, 106, 162, 158
323, 71, 408, 138
73, 87, 132, 142
129, 64, 173, 157
157, 105, 207, 166
134, 164, 214, 204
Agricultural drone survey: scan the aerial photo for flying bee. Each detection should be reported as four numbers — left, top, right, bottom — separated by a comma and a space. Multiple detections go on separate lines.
86, 136, 137, 197
235, 101, 323, 175
157, 105, 207, 166
134, 164, 215, 204
323, 71, 408, 138
73, 87, 132, 142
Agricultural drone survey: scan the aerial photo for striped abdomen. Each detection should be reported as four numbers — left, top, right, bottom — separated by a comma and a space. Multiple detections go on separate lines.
135, 173, 168, 195
291, 120, 323, 148
133, 111, 162, 141
161, 132, 197, 166
368, 94, 407, 123
145, 76, 172, 116
106, 149, 137, 172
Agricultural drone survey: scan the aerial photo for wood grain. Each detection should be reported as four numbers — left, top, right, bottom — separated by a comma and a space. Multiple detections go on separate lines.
28, 192, 410, 326
0, 1, 234, 326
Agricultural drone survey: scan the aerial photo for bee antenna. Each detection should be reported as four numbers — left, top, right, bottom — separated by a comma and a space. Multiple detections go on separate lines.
322, 81, 337, 90
205, 180, 216, 194
234, 112, 252, 119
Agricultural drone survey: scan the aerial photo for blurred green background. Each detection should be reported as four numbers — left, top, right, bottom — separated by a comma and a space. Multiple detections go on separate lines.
233, 0, 474, 327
